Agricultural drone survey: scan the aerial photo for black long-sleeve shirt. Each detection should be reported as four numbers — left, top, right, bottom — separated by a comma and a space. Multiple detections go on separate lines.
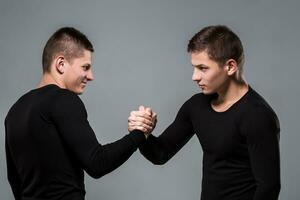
140, 87, 280, 200
5, 84, 146, 200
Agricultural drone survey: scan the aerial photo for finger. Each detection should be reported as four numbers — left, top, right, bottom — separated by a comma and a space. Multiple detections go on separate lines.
145, 107, 152, 115
129, 122, 153, 131
128, 126, 134, 132
129, 118, 153, 127
133, 126, 146, 132
152, 112, 157, 123
130, 111, 153, 121
128, 115, 139, 122
128, 124, 143, 132
131, 125, 148, 133
128, 122, 151, 129
130, 111, 144, 116
152, 112, 157, 118
128, 122, 138, 132
135, 116, 153, 125
139, 105, 145, 111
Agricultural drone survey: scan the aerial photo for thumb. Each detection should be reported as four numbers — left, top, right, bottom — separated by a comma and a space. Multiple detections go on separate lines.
139, 105, 145, 111
145, 107, 152, 115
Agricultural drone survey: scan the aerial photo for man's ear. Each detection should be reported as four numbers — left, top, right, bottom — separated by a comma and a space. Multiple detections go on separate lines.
225, 59, 238, 76
54, 56, 65, 74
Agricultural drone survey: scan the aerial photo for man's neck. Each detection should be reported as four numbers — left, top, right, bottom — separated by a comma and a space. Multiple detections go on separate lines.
37, 73, 65, 89
211, 79, 248, 112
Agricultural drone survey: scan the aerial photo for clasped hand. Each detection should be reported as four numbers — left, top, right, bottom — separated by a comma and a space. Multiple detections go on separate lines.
128, 106, 157, 137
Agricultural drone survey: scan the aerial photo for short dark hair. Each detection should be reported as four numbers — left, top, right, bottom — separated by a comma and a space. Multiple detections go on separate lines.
42, 27, 94, 73
187, 25, 244, 69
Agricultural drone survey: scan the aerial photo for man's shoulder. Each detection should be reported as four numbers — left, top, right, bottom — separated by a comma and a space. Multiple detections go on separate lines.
7, 85, 81, 116
239, 88, 280, 136
45, 85, 84, 109
51, 86, 79, 101
240, 87, 279, 126
244, 87, 277, 115
31, 84, 81, 103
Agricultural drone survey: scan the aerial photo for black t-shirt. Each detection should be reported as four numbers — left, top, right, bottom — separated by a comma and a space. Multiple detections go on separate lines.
5, 84, 146, 200
140, 87, 280, 200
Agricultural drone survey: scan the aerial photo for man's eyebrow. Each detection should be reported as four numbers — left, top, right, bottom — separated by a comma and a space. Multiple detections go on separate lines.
193, 64, 209, 68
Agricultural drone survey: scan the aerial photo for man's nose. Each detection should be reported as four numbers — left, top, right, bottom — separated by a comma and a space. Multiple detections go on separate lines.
87, 70, 94, 81
192, 68, 201, 81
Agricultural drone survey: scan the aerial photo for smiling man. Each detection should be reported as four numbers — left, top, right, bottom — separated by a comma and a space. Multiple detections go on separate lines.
5, 27, 154, 200
129, 25, 281, 200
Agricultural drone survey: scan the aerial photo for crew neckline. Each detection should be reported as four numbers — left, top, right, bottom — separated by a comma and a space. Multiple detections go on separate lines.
30, 84, 60, 92
209, 86, 252, 114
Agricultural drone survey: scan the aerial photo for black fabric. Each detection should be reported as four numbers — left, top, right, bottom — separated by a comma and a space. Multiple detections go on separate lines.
140, 87, 280, 200
5, 84, 145, 200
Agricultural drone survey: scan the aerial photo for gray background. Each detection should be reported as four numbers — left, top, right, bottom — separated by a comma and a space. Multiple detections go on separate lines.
0, 0, 299, 199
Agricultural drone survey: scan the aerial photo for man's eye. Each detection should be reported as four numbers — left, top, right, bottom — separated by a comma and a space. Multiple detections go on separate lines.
82, 66, 89, 71
200, 67, 207, 72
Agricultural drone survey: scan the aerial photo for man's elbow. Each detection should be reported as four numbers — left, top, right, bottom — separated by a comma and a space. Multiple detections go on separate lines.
145, 152, 171, 165
270, 181, 281, 194
268, 182, 281, 195
85, 169, 105, 179
259, 180, 281, 198
84, 166, 112, 179
150, 159, 168, 165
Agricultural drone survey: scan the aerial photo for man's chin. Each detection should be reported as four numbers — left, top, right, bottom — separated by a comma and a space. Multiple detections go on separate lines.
76, 89, 84, 95
71, 88, 84, 95
201, 89, 214, 95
